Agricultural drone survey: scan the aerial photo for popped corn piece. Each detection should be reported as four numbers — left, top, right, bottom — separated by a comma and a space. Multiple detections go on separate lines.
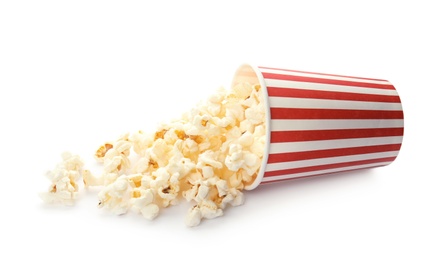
197, 150, 223, 169
226, 126, 242, 142
182, 138, 199, 157
40, 152, 85, 205
225, 144, 245, 172
103, 156, 123, 174
104, 143, 132, 161
182, 107, 200, 122
192, 114, 211, 130
150, 168, 170, 189
131, 188, 156, 215
187, 171, 204, 185
95, 143, 113, 162
150, 138, 171, 167
217, 188, 245, 209
203, 176, 218, 187
207, 124, 222, 136
133, 157, 150, 174
132, 189, 153, 207
39, 176, 76, 205
166, 140, 196, 178
228, 189, 245, 207
95, 134, 132, 162
250, 136, 265, 158
239, 119, 255, 134
201, 166, 214, 179
184, 126, 200, 137
243, 152, 259, 168
141, 203, 160, 220
218, 193, 234, 209
238, 131, 254, 147
157, 172, 181, 207
245, 103, 265, 125
240, 169, 253, 184
199, 200, 223, 219
254, 124, 265, 136
103, 146, 131, 174
185, 206, 202, 227
112, 140, 133, 156
208, 86, 227, 104
195, 184, 210, 202
140, 175, 153, 189
241, 95, 257, 108
104, 172, 120, 185
197, 138, 211, 152
83, 170, 103, 187
207, 102, 221, 117
128, 173, 142, 188
242, 85, 261, 108
215, 179, 229, 197
212, 116, 234, 128
167, 157, 195, 179
225, 103, 245, 123
231, 82, 253, 99
228, 172, 243, 189
61, 152, 85, 171
129, 130, 154, 156
183, 184, 198, 202
98, 175, 131, 215
114, 176, 128, 192
158, 186, 177, 207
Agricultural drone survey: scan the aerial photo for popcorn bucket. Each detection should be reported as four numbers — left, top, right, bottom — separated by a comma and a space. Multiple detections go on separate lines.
233, 64, 404, 190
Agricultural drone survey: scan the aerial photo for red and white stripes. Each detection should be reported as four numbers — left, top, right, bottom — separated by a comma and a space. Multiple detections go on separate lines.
257, 66, 404, 185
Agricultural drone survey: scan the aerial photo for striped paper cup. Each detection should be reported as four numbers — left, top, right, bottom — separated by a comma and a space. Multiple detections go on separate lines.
232, 64, 404, 190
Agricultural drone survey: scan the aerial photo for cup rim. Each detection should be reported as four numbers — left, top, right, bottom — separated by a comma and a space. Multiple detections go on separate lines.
232, 64, 271, 190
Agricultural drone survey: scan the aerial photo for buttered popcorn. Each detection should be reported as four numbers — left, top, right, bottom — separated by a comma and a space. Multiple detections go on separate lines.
41, 82, 266, 226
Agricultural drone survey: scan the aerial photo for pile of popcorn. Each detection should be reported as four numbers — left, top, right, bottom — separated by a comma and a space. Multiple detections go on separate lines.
40, 82, 266, 226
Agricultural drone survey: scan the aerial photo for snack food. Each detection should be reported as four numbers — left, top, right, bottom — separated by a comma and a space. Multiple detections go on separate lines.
40, 64, 404, 227
41, 80, 267, 227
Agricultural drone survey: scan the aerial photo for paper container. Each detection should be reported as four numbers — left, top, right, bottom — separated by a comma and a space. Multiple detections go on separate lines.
233, 64, 404, 190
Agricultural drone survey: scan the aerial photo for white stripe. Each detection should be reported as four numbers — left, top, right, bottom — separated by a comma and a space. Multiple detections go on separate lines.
265, 79, 398, 96
269, 136, 403, 154
259, 68, 392, 85
271, 119, 404, 131
262, 162, 391, 182
269, 97, 402, 111
265, 151, 399, 172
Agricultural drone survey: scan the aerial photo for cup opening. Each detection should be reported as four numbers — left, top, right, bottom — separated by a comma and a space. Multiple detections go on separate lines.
232, 64, 271, 190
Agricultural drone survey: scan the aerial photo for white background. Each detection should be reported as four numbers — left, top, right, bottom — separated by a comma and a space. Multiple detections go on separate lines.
1, 1, 429, 259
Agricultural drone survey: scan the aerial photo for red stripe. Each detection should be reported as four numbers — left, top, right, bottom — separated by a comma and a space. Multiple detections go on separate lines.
262, 72, 395, 90
264, 157, 396, 177
267, 87, 401, 103
260, 164, 388, 185
268, 144, 402, 163
270, 108, 404, 120
259, 66, 389, 82
271, 128, 404, 142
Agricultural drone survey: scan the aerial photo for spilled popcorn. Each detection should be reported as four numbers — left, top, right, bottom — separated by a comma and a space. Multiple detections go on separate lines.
40, 82, 266, 227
